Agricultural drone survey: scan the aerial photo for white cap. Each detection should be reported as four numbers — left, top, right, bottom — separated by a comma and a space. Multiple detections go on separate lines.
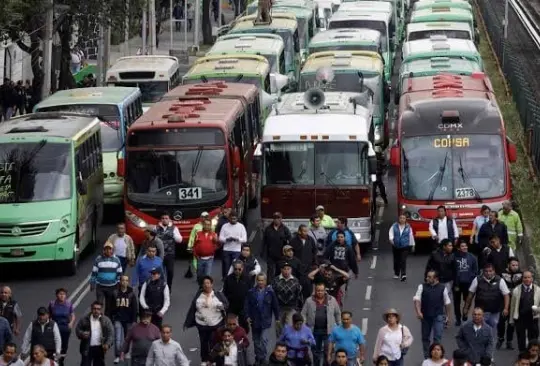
316, 205, 324, 211
201, 211, 210, 217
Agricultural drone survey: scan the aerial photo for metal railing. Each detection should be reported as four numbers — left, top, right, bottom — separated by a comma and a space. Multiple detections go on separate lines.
475, 0, 540, 171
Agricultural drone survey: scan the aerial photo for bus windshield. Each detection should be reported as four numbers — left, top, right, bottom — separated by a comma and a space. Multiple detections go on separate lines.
408, 29, 471, 41
329, 20, 387, 51
297, 18, 308, 48
126, 149, 228, 205
401, 134, 506, 200
100, 123, 122, 153
108, 81, 168, 103
36, 104, 120, 122
309, 44, 380, 53
299, 73, 379, 105
183, 76, 262, 88
263, 142, 369, 185
0, 142, 72, 203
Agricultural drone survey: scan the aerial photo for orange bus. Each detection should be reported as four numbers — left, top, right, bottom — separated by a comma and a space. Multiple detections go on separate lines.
389, 73, 517, 240
118, 83, 261, 245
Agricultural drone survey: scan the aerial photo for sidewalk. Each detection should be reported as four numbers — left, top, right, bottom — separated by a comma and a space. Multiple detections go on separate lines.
108, 5, 236, 65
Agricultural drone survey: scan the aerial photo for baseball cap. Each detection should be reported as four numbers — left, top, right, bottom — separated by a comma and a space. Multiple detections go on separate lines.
103, 242, 114, 249
201, 211, 209, 217
150, 267, 161, 274
37, 306, 48, 315
283, 245, 293, 252
316, 205, 324, 211
280, 261, 292, 269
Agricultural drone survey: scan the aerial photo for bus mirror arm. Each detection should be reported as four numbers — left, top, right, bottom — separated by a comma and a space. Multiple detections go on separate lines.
76, 174, 88, 195
368, 156, 377, 175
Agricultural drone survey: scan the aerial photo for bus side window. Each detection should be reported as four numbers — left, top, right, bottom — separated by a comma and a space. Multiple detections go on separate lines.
137, 97, 143, 117
75, 149, 83, 179
124, 107, 131, 128
81, 140, 90, 179
279, 51, 286, 75
233, 119, 244, 158
293, 30, 300, 53
239, 112, 249, 155
308, 18, 314, 39
246, 102, 255, 144
89, 136, 97, 174
264, 74, 271, 94
361, 146, 369, 184
252, 98, 261, 140
95, 133, 102, 168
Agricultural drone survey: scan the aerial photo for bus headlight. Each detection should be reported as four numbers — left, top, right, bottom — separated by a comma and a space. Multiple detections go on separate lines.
126, 210, 148, 228
410, 212, 421, 221
60, 214, 70, 233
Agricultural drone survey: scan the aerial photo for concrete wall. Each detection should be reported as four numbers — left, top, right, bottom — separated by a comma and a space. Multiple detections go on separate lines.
0, 40, 34, 83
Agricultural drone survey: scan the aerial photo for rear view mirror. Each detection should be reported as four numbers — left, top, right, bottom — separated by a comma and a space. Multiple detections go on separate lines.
390, 145, 400, 167
77, 173, 87, 195
368, 156, 377, 175
507, 137, 517, 163
384, 82, 391, 105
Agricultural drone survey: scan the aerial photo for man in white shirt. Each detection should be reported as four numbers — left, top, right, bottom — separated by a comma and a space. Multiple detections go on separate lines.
219, 211, 247, 280
146, 325, 189, 366
429, 205, 459, 249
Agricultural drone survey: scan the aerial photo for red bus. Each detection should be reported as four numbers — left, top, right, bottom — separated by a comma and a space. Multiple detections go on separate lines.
389, 73, 517, 240
118, 82, 261, 245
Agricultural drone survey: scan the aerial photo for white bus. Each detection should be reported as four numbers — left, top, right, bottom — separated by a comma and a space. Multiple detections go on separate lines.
106, 55, 181, 107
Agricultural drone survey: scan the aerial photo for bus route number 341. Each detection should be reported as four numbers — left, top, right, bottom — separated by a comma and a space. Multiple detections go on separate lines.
178, 187, 202, 200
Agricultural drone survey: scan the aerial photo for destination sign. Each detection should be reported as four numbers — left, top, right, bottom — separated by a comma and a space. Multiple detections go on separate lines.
0, 162, 15, 202
432, 137, 470, 148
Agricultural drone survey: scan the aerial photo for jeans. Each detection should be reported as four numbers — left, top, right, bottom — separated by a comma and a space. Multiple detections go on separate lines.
95, 284, 117, 318
276, 308, 296, 338
114, 320, 130, 357
131, 357, 147, 366
421, 314, 444, 358
267, 259, 279, 283
2, 107, 13, 121
312, 333, 329, 366
163, 254, 175, 290
221, 250, 240, 279
118, 256, 128, 273
253, 327, 270, 362
483, 311, 500, 338
196, 324, 219, 362
392, 246, 409, 277
197, 257, 214, 279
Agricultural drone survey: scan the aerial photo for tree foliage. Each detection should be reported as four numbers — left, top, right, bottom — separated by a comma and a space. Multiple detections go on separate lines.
0, 0, 145, 95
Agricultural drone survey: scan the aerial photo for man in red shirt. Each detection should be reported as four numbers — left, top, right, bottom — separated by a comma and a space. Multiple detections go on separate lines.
193, 218, 219, 283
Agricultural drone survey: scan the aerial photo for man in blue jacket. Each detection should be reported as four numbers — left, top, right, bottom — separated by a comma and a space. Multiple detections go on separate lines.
132, 245, 164, 292
326, 217, 361, 260
453, 241, 478, 326
244, 273, 280, 365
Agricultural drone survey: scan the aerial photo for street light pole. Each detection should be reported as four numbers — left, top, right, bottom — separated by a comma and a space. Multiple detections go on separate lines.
503, 0, 509, 67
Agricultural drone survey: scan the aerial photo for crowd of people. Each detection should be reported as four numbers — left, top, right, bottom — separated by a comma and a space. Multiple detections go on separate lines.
0, 78, 34, 121
0, 200, 538, 366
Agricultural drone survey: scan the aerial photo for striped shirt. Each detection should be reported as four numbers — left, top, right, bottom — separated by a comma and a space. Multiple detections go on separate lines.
90, 255, 122, 286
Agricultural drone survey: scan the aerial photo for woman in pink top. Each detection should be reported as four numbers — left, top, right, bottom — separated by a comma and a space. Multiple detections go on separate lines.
372, 309, 413, 366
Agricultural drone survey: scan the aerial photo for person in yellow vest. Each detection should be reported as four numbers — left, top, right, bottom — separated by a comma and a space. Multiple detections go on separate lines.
314, 205, 336, 229
499, 201, 524, 251
187, 212, 216, 269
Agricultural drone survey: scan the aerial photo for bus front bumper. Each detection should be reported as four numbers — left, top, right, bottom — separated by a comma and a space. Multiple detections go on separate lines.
0, 233, 77, 263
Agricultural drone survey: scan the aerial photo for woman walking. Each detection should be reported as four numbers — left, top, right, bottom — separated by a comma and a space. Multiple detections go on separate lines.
388, 214, 415, 282
372, 308, 413, 366
48, 288, 75, 366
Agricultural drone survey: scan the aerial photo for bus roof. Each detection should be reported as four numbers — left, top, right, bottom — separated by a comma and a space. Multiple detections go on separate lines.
400, 57, 482, 76
272, 7, 313, 18
232, 14, 298, 31
0, 112, 100, 140
271, 91, 372, 120
184, 54, 270, 78
407, 21, 472, 32
35, 87, 141, 110
413, 0, 472, 10
208, 35, 284, 56
402, 37, 478, 58
337, 1, 393, 12
248, 0, 316, 13
129, 97, 244, 133
302, 51, 383, 73
107, 55, 179, 74
162, 82, 260, 103
329, 11, 391, 23
309, 28, 382, 45
402, 73, 493, 94
410, 7, 473, 20
263, 114, 371, 142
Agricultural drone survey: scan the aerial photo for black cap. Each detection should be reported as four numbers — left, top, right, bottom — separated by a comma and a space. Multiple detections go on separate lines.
150, 267, 161, 274
280, 261, 292, 269
37, 306, 48, 315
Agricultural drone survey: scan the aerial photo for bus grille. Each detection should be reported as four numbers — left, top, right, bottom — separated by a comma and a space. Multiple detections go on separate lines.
0, 222, 50, 237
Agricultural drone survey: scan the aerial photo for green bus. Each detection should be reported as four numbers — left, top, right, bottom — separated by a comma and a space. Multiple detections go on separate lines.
308, 28, 384, 56
409, 7, 476, 41
406, 21, 475, 42
401, 37, 483, 69
0, 112, 104, 274
412, 0, 473, 12
395, 56, 483, 102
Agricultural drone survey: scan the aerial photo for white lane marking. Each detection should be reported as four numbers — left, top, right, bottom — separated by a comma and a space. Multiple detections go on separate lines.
248, 230, 256, 243
72, 285, 90, 309
374, 229, 380, 246
365, 285, 372, 301
370, 256, 377, 270
68, 273, 92, 302
363, 308, 371, 311
361, 318, 368, 334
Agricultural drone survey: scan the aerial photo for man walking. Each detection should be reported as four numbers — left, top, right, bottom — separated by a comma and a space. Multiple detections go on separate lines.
90, 242, 123, 318
498, 257, 523, 350
133, 245, 164, 292
480, 234, 514, 275
478, 211, 509, 250
223, 261, 252, 332
428, 206, 459, 248
75, 301, 114, 366
146, 325, 190, 366
111, 275, 138, 364
120, 311, 160, 366
327, 311, 366, 366
244, 273, 280, 364
456, 307, 494, 365
0, 317, 11, 352
155, 213, 183, 291
192, 218, 219, 280
453, 241, 478, 326
105, 223, 136, 273
272, 261, 303, 337
139, 268, 171, 329
425, 239, 455, 297
388, 213, 415, 282
262, 212, 292, 283
498, 200, 524, 251
413, 270, 452, 359
21, 307, 61, 361
0, 343, 24, 366
510, 271, 540, 352
219, 211, 247, 280
0, 286, 22, 336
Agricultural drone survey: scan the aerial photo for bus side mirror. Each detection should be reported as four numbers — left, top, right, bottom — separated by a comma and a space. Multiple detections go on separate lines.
475, 29, 481, 45
368, 156, 377, 175
390, 145, 400, 167
507, 138, 517, 163
394, 88, 400, 106
384, 82, 391, 104
117, 158, 125, 177
77, 173, 88, 195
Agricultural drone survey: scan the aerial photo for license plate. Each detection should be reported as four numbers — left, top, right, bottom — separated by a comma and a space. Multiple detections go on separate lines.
10, 249, 24, 257
178, 187, 202, 200
455, 187, 476, 198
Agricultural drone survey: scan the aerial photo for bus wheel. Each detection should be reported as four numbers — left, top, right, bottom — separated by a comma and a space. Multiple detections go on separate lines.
90, 213, 98, 248
64, 229, 80, 276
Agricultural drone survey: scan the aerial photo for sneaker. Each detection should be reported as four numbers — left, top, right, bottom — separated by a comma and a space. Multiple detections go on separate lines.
496, 339, 503, 350
401, 275, 407, 282
507, 342, 514, 350
114, 358, 120, 364
393, 274, 400, 279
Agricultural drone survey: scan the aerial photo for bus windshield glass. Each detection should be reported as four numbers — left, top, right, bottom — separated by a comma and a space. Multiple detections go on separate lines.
408, 29, 471, 41
263, 142, 369, 185
100, 123, 122, 152
183, 75, 262, 88
36, 104, 120, 122
126, 149, 228, 205
329, 20, 387, 51
108, 81, 168, 103
309, 44, 380, 53
297, 18, 308, 48
0, 142, 72, 203
400, 134, 506, 200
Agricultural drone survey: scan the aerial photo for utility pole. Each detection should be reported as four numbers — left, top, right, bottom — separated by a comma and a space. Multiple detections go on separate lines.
194, 0, 201, 48
103, 24, 111, 81
142, 9, 147, 53
96, 24, 104, 86
503, 0, 509, 68
148, 0, 157, 54
42, 0, 54, 99
124, 0, 130, 56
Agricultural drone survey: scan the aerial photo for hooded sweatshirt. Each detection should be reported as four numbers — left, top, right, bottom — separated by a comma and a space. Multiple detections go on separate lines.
112, 286, 138, 323
146, 338, 189, 366
453, 251, 478, 285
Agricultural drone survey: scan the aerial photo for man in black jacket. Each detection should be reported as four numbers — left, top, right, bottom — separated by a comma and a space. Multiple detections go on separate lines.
497, 257, 523, 350
262, 212, 292, 283
223, 260, 252, 333
111, 275, 138, 363
425, 239, 455, 295
290, 224, 318, 299
478, 210, 509, 250
227, 244, 261, 282
324, 231, 359, 279
481, 235, 514, 276
75, 301, 115, 366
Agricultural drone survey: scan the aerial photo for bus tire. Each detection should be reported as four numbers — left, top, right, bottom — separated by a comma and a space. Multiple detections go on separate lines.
64, 229, 80, 276
90, 212, 98, 249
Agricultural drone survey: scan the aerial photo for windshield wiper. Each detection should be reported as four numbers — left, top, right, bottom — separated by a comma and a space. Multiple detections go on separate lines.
190, 147, 204, 185
458, 155, 482, 202
320, 171, 346, 197
427, 151, 449, 204
401, 146, 410, 189
14, 139, 47, 202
